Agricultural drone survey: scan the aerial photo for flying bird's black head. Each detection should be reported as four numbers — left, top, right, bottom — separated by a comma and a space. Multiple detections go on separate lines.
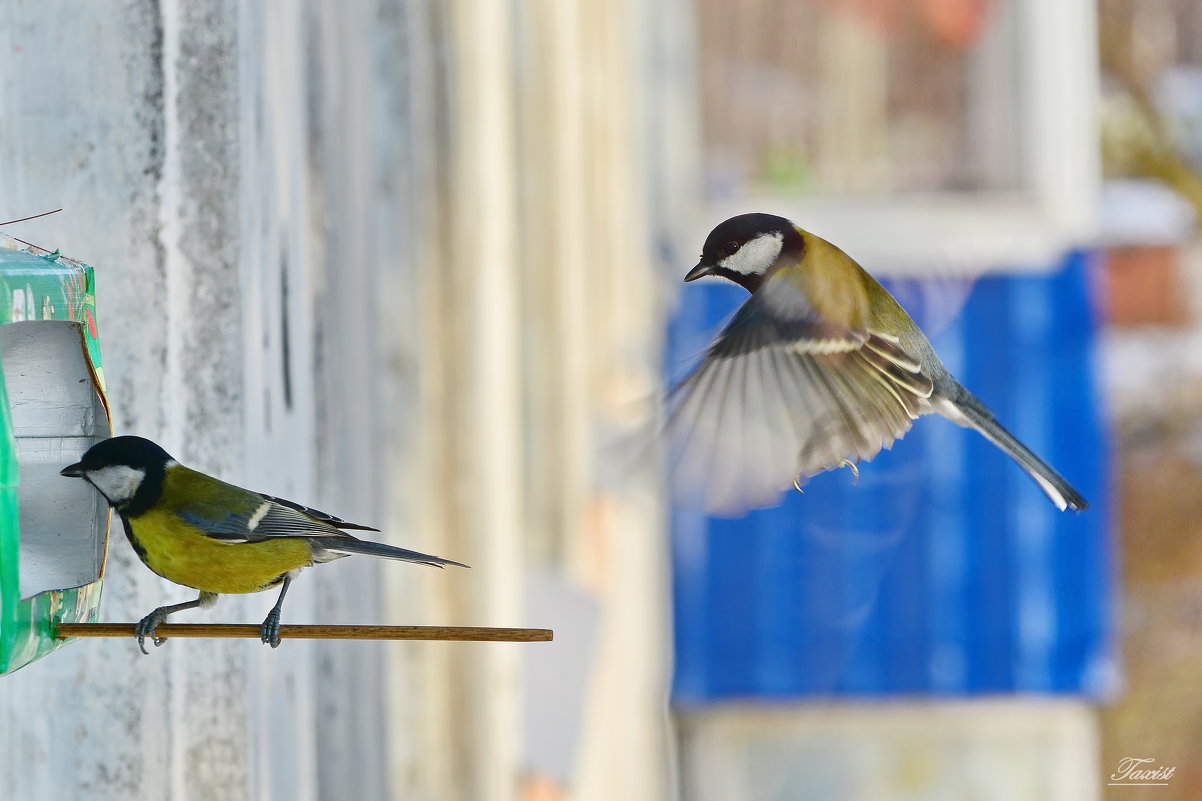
61, 435, 174, 514
684, 213, 804, 293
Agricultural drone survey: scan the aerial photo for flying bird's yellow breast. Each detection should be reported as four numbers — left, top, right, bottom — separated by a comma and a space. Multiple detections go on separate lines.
795, 229, 871, 330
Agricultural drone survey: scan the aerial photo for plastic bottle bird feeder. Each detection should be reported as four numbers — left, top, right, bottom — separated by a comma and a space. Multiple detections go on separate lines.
0, 235, 111, 675
0, 236, 550, 659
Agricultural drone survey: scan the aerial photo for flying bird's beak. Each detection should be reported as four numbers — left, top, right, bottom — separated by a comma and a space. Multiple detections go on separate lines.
60, 462, 86, 478
683, 262, 712, 282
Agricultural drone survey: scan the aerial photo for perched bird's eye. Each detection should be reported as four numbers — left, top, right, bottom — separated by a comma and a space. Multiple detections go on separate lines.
722, 241, 741, 256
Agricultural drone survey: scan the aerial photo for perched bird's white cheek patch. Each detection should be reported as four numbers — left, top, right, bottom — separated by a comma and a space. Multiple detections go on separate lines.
87, 465, 147, 504
719, 231, 783, 277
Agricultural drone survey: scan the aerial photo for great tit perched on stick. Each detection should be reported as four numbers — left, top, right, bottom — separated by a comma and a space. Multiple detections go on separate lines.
668, 213, 1087, 515
61, 435, 466, 653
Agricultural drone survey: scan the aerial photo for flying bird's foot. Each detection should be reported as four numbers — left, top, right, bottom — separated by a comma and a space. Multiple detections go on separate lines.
840, 459, 860, 484
792, 474, 806, 494
260, 608, 283, 648
134, 608, 170, 655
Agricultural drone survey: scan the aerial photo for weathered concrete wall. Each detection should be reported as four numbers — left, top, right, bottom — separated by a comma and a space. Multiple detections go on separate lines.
0, 3, 670, 800
0, 2, 384, 799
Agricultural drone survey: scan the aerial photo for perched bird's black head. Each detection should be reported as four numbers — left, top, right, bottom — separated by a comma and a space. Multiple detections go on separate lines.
61, 435, 174, 514
685, 213, 804, 293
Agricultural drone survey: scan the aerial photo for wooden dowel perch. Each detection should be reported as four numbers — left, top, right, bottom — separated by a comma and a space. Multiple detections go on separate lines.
55, 623, 553, 643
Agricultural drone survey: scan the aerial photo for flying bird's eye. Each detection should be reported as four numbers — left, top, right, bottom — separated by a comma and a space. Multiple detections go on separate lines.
722, 241, 740, 256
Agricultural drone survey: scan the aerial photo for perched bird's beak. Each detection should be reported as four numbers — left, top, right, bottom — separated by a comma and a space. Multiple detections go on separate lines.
683, 261, 712, 282
60, 462, 86, 478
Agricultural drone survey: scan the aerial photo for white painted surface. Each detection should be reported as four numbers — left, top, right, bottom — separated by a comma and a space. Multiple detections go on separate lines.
677, 701, 1100, 801
0, 320, 112, 598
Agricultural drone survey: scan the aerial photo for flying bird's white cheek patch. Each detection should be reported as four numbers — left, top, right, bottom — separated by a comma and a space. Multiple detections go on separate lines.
87, 465, 146, 504
719, 231, 783, 276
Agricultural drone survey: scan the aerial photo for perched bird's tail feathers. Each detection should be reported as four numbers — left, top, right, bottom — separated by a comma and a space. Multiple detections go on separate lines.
311, 537, 469, 569
954, 398, 1087, 512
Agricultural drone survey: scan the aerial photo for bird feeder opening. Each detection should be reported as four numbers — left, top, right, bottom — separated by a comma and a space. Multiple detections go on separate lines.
4, 322, 110, 598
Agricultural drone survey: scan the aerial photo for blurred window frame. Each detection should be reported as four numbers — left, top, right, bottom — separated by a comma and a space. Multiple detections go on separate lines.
701, 0, 1100, 276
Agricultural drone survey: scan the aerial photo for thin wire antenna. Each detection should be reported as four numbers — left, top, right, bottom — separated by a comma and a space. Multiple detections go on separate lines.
0, 208, 62, 226
6, 235, 52, 254
0, 209, 62, 254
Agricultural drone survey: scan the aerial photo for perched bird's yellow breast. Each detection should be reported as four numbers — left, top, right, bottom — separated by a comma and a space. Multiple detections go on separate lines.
127, 510, 313, 595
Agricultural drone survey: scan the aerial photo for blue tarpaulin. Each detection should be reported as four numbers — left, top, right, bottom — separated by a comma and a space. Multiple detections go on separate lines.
668, 251, 1113, 702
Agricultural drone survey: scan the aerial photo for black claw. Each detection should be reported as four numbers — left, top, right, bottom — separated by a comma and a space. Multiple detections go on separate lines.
260, 608, 282, 648
135, 609, 168, 655
132, 597, 208, 653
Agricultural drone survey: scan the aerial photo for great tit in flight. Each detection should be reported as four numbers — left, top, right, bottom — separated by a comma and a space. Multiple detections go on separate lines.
668, 213, 1087, 515
62, 435, 466, 653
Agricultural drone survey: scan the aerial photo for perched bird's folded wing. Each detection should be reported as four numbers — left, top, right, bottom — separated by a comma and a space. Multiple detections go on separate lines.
666, 287, 933, 516
178, 488, 467, 566
257, 494, 380, 532
180, 493, 375, 543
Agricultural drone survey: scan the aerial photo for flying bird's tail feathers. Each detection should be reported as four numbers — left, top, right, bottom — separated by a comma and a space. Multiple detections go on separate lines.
954, 398, 1087, 512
